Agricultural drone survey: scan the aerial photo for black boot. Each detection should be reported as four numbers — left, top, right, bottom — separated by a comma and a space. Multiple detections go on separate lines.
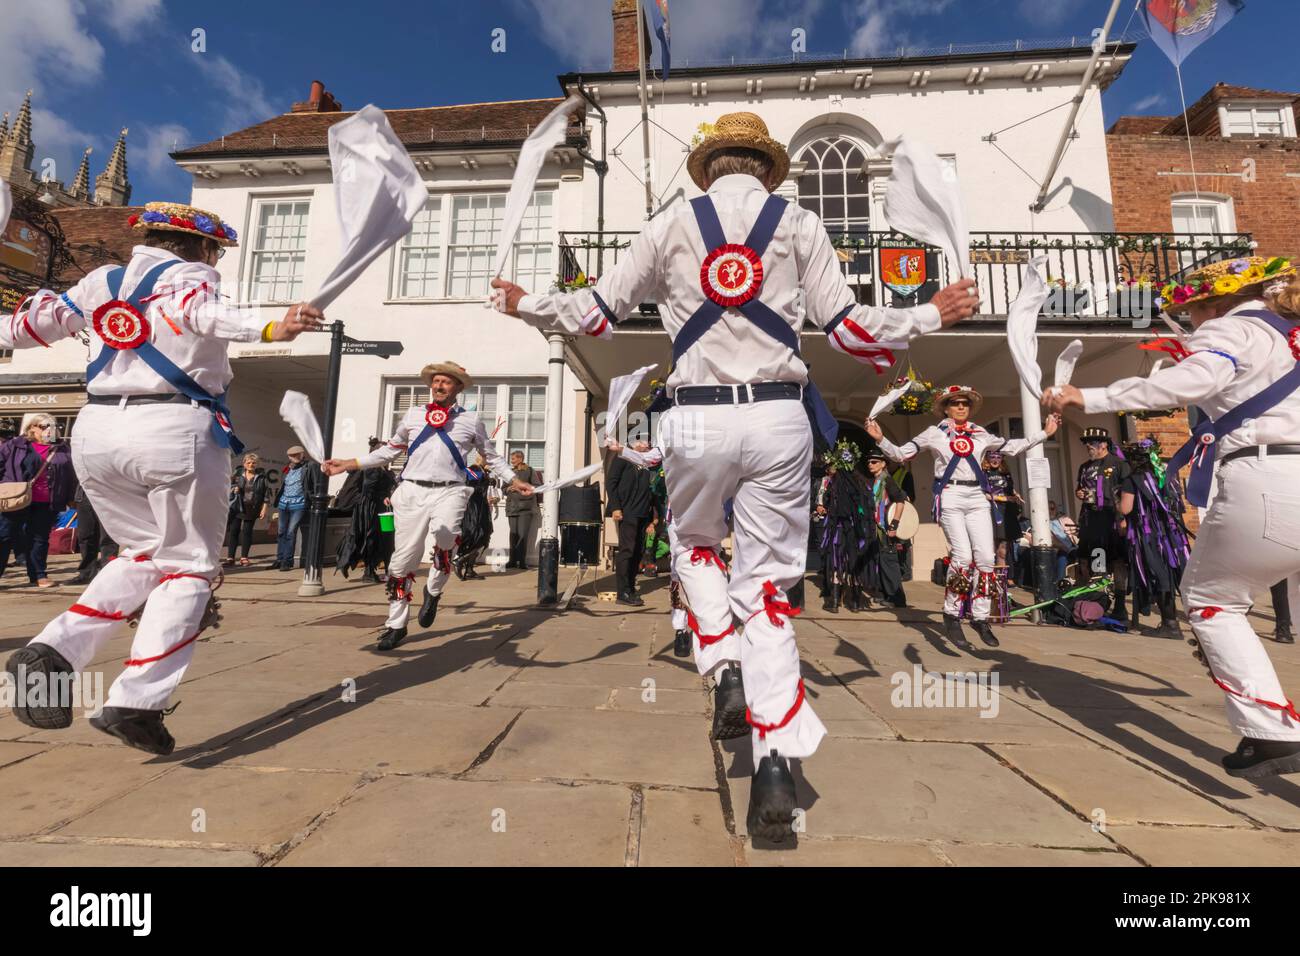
418, 588, 441, 629
944, 613, 974, 651
89, 705, 176, 756
747, 749, 797, 844
1222, 737, 1300, 779
1156, 594, 1182, 640
1112, 592, 1128, 624
822, 582, 840, 613
673, 628, 692, 658
973, 619, 1000, 647
5, 643, 75, 729
711, 667, 749, 741
616, 590, 644, 607
377, 626, 408, 651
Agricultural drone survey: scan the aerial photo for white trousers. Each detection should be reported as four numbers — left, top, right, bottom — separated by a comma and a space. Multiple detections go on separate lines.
938, 484, 996, 621
666, 518, 688, 631
1182, 456, 1300, 741
29, 403, 229, 710
661, 400, 826, 763
385, 481, 473, 630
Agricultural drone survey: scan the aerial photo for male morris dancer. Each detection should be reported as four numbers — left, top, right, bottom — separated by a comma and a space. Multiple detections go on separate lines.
1048, 255, 1300, 778
3, 201, 322, 754
323, 362, 532, 650
490, 111, 976, 841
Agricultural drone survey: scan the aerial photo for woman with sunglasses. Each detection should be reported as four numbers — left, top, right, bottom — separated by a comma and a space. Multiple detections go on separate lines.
868, 385, 1059, 649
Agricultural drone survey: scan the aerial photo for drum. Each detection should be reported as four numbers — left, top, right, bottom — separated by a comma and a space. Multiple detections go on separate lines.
893, 501, 921, 540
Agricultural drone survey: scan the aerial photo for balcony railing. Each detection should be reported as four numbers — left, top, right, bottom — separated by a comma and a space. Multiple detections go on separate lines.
558, 229, 1254, 322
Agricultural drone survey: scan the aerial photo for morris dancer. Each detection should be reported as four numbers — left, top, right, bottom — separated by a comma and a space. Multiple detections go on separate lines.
3, 202, 322, 754
863, 446, 909, 608
1048, 255, 1300, 778
490, 111, 976, 841
1118, 436, 1190, 639
868, 386, 1059, 650
815, 439, 871, 613
1075, 427, 1132, 621
323, 362, 532, 650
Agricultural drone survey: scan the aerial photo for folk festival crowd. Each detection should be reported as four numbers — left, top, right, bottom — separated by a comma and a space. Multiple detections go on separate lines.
3, 106, 1300, 845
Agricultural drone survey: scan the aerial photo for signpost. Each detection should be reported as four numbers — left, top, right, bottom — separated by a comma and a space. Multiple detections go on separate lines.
341, 336, 403, 359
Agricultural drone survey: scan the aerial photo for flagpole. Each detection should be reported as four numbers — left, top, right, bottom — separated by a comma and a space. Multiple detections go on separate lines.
1174, 60, 1201, 200
635, 0, 654, 219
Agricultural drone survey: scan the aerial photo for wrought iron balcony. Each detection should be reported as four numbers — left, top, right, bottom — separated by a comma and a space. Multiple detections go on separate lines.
558, 229, 1254, 322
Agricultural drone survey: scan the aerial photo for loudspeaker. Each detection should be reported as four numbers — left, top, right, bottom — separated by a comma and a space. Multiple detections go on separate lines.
561, 524, 600, 565
559, 483, 602, 525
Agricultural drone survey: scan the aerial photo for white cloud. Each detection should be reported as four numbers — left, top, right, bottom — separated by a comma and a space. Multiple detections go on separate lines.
190, 53, 277, 131
1131, 92, 1167, 112
89, 0, 164, 37
1015, 0, 1088, 29
138, 122, 191, 177
846, 0, 961, 57
507, 0, 610, 70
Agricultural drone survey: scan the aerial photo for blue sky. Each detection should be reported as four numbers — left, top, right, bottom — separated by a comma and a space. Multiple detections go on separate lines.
1, 0, 1291, 203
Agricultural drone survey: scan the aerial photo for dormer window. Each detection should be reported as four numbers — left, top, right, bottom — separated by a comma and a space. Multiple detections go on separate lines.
1220, 103, 1295, 138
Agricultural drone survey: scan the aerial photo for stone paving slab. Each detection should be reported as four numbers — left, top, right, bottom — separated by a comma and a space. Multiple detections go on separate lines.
637, 788, 737, 867
0, 842, 262, 866
1106, 825, 1300, 866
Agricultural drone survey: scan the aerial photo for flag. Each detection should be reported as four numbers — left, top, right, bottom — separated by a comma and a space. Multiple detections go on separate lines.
653, 0, 671, 79
1141, 0, 1245, 67
309, 105, 426, 311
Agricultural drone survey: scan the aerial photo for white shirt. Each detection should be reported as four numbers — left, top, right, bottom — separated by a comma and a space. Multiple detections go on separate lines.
877, 419, 1047, 481
1081, 299, 1300, 458
516, 174, 941, 391
361, 403, 513, 484
2, 245, 266, 397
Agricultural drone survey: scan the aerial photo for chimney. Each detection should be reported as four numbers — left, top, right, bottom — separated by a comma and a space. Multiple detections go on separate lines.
291, 80, 343, 113
611, 0, 650, 72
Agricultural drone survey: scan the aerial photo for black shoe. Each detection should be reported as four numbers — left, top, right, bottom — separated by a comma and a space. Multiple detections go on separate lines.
1277, 629, 1295, 645
673, 628, 692, 658
89, 706, 175, 756
711, 667, 749, 741
503, 561, 518, 570
973, 620, 1000, 648
5, 643, 75, 729
1222, 737, 1300, 779
377, 627, 408, 651
279, 563, 296, 573
891, 593, 908, 609
1156, 619, 1183, 640
944, 613, 974, 651
616, 591, 644, 607
822, 582, 840, 613
747, 749, 797, 844
1113, 596, 1128, 622
418, 589, 441, 629
68, 572, 94, 586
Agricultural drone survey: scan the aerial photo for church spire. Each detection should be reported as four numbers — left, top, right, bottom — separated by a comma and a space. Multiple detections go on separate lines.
0, 91, 35, 184
93, 127, 131, 206
69, 146, 92, 200
10, 90, 32, 146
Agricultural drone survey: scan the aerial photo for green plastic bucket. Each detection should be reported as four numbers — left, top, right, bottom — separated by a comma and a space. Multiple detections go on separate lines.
378, 512, 395, 533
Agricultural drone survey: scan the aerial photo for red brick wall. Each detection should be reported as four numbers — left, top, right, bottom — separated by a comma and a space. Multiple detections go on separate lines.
1106, 133, 1300, 258
611, 0, 645, 72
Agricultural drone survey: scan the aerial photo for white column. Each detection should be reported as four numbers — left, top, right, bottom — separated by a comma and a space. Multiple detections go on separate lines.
542, 334, 566, 543
1020, 378, 1052, 600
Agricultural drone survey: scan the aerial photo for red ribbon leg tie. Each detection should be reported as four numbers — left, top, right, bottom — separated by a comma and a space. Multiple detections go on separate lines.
746, 580, 802, 629
124, 631, 202, 668
689, 546, 728, 574
68, 604, 128, 622
685, 608, 735, 647
746, 680, 807, 739
1189, 605, 1300, 721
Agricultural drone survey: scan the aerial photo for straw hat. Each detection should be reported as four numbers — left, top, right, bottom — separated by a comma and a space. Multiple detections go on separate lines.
128, 201, 238, 246
421, 361, 472, 389
1157, 255, 1295, 314
687, 112, 790, 193
935, 384, 983, 416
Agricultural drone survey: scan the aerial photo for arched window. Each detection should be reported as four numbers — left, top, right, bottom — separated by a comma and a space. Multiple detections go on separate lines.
795, 137, 871, 235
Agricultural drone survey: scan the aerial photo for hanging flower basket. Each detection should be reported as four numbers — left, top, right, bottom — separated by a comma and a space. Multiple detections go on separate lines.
890, 372, 934, 416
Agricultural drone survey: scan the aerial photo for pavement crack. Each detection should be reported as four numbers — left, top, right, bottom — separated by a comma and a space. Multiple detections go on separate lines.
624, 785, 644, 866
458, 710, 524, 776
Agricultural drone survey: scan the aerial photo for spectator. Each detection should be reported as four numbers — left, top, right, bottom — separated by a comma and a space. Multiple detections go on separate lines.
1045, 500, 1079, 582
606, 437, 655, 606
224, 453, 269, 567
1, 414, 74, 588
70, 483, 118, 585
0, 416, 17, 579
505, 450, 542, 570
273, 446, 321, 571
334, 438, 397, 583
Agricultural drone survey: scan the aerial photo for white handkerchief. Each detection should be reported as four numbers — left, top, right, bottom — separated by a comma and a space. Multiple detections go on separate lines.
530, 463, 601, 496
868, 382, 912, 422
883, 137, 970, 279
0, 181, 10, 236
1054, 339, 1084, 389
279, 391, 326, 463
1006, 255, 1051, 396
603, 363, 658, 445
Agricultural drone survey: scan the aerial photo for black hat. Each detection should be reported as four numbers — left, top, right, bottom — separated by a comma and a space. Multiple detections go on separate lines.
864, 446, 888, 462
1080, 426, 1112, 445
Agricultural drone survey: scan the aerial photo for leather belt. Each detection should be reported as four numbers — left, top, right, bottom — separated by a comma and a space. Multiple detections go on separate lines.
86, 392, 195, 407
947, 479, 983, 487
672, 382, 802, 406
403, 478, 464, 488
1221, 444, 1300, 464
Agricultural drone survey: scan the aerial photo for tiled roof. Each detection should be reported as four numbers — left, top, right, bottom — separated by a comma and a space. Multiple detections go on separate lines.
172, 99, 584, 159
52, 205, 142, 283
1163, 82, 1299, 136
1107, 115, 1173, 135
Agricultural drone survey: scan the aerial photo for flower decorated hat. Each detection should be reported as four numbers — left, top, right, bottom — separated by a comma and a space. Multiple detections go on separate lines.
935, 384, 983, 416
129, 201, 238, 246
822, 438, 862, 473
1157, 256, 1294, 314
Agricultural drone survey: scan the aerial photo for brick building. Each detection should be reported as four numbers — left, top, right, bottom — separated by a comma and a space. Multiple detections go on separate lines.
1106, 82, 1300, 528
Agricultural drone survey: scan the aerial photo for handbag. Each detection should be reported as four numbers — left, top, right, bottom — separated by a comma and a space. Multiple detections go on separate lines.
0, 454, 50, 513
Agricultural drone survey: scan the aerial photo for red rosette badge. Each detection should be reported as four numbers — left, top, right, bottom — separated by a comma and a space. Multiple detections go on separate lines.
426, 406, 450, 429
1289, 326, 1300, 361
950, 435, 975, 458
700, 243, 763, 308
91, 301, 151, 351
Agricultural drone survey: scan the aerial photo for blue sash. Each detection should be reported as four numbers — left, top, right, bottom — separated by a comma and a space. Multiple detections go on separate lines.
931, 422, 990, 519
404, 406, 467, 479
88, 264, 243, 454
658, 194, 838, 446
1167, 309, 1300, 507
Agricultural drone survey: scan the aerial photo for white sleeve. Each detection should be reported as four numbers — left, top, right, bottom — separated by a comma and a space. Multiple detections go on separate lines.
1079, 319, 1247, 414
993, 431, 1048, 457
474, 418, 515, 484
619, 445, 664, 468
164, 263, 266, 342
516, 223, 664, 341
358, 416, 414, 468
2, 273, 93, 349
797, 209, 940, 373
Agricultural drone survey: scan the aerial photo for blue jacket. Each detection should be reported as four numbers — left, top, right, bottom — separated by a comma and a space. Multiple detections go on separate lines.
0, 437, 75, 512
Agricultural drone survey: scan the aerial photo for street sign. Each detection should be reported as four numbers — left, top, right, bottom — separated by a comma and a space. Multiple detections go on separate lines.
341, 336, 404, 359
